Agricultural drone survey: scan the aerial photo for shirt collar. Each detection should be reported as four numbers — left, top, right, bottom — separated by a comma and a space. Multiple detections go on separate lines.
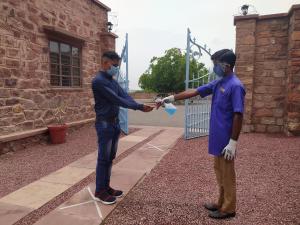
100, 70, 113, 80
222, 72, 234, 82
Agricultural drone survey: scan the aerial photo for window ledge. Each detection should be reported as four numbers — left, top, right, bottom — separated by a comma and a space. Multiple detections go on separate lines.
44, 26, 86, 46
47, 87, 85, 92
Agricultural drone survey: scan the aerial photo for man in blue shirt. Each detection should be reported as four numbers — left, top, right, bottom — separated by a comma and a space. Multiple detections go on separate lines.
157, 49, 245, 219
92, 51, 154, 205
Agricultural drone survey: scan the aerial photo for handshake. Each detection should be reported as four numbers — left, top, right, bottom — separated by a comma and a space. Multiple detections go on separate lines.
141, 95, 176, 115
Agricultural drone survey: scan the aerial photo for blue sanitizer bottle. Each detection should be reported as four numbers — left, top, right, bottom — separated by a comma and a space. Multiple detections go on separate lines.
164, 103, 177, 116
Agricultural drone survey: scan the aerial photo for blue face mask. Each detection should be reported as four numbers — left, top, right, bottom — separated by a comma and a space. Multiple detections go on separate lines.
213, 64, 225, 78
106, 65, 119, 76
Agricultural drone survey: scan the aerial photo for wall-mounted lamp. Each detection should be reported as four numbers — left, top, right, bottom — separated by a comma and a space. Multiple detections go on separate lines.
107, 22, 113, 32
241, 5, 249, 16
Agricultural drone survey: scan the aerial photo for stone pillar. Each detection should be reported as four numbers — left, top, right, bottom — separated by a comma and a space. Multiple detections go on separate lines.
234, 16, 258, 132
286, 5, 300, 135
100, 32, 118, 54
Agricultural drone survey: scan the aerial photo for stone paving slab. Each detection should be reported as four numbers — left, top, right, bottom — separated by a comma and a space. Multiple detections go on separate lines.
115, 128, 183, 174
0, 181, 69, 209
0, 202, 33, 225
40, 166, 94, 186
34, 168, 146, 225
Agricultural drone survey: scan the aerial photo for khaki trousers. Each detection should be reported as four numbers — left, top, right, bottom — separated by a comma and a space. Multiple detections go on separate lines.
214, 156, 236, 213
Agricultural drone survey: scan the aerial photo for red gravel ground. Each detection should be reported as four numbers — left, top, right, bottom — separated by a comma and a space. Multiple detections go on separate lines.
0, 124, 138, 198
104, 133, 300, 225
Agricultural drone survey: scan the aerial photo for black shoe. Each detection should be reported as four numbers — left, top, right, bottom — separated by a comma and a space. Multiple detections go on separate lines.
209, 210, 236, 219
203, 203, 219, 211
108, 187, 123, 198
94, 189, 116, 205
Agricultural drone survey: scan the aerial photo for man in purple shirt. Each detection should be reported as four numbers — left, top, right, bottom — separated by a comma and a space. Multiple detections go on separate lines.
157, 49, 245, 219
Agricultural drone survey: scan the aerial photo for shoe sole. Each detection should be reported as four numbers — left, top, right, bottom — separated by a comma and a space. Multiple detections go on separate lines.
94, 197, 116, 205
114, 193, 123, 198
203, 204, 219, 211
209, 213, 236, 219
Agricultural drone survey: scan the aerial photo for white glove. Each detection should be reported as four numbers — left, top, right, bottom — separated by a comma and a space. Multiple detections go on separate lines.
221, 139, 237, 160
162, 95, 175, 104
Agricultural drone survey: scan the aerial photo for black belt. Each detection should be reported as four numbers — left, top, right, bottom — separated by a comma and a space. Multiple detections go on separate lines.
96, 117, 119, 124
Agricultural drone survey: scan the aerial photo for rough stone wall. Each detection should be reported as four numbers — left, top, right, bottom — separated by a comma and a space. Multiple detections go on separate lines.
235, 5, 300, 135
252, 18, 289, 133
0, 0, 116, 136
286, 8, 300, 135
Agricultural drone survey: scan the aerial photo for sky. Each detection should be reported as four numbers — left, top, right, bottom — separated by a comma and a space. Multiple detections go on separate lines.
100, 0, 299, 90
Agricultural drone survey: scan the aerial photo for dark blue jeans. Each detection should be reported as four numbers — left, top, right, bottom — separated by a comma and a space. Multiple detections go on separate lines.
95, 121, 121, 192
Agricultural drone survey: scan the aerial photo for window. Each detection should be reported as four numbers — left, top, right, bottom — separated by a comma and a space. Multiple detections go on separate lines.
49, 41, 81, 87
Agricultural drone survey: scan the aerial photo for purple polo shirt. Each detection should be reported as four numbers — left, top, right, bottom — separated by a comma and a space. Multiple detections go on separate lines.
197, 73, 246, 156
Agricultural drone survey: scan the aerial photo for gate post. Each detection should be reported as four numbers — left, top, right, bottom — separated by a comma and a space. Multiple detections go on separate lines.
184, 28, 191, 139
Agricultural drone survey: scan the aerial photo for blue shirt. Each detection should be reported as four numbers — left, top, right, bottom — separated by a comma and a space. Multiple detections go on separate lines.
92, 71, 143, 120
197, 73, 246, 156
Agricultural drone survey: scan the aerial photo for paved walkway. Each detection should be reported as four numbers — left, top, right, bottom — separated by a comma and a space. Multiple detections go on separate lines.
0, 125, 183, 225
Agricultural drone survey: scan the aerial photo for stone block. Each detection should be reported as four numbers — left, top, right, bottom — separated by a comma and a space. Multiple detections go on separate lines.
0, 47, 5, 57
12, 104, 24, 114
16, 121, 34, 130
276, 118, 284, 126
7, 48, 19, 58
290, 49, 300, 57
254, 108, 273, 117
267, 125, 282, 133
6, 59, 19, 68
34, 119, 45, 128
273, 108, 284, 117
291, 31, 300, 41
272, 70, 286, 78
4, 78, 17, 87
287, 102, 300, 112
0, 89, 10, 98
261, 117, 276, 125
19, 98, 38, 110
254, 124, 266, 133
5, 98, 19, 106
12, 114, 26, 124
24, 110, 35, 120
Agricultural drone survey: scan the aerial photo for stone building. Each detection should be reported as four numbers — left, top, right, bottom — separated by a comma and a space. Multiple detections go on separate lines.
235, 4, 300, 136
0, 0, 117, 152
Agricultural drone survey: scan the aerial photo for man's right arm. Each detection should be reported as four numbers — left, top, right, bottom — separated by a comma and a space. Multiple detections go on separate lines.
160, 80, 217, 106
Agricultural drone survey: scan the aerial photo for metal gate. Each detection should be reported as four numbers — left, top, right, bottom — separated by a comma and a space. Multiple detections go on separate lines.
117, 33, 129, 134
184, 29, 215, 139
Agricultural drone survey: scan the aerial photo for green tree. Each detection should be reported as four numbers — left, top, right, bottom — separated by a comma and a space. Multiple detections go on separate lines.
138, 48, 208, 93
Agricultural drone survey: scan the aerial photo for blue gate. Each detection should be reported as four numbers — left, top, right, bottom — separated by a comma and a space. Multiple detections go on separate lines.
184, 29, 216, 139
117, 33, 129, 134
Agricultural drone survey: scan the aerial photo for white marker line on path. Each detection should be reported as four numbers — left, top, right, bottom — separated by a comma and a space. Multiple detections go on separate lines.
59, 200, 94, 210
88, 187, 103, 220
146, 143, 165, 152
59, 186, 103, 221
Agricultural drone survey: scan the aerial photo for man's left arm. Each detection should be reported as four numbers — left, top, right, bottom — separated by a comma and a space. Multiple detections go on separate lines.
222, 85, 246, 160
231, 113, 243, 141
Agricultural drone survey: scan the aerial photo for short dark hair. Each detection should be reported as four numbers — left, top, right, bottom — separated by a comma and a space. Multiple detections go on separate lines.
211, 49, 236, 69
102, 51, 121, 61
